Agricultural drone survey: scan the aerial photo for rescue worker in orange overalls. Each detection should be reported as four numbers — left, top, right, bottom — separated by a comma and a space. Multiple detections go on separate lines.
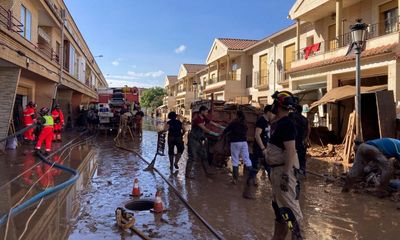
23, 101, 37, 143
35, 107, 54, 156
51, 104, 64, 142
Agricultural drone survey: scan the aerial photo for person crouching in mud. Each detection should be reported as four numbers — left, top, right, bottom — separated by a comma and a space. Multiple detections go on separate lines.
342, 138, 399, 197
266, 91, 303, 240
186, 106, 224, 179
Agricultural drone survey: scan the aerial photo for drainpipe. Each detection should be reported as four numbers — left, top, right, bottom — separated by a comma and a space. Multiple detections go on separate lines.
52, 9, 66, 111
268, 40, 276, 92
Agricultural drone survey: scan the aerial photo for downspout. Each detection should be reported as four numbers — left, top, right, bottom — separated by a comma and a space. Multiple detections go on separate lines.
52, 9, 66, 111
268, 40, 276, 92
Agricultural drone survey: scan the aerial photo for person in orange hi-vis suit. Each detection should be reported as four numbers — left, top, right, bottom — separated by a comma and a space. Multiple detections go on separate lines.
35, 107, 54, 156
51, 104, 64, 142
23, 101, 37, 143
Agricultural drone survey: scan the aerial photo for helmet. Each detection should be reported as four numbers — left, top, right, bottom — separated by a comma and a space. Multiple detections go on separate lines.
271, 91, 297, 113
39, 107, 50, 115
27, 101, 36, 108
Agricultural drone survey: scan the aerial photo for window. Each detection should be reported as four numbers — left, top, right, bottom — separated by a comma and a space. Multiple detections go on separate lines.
259, 54, 268, 86
284, 44, 295, 71
56, 42, 61, 63
328, 24, 336, 50
20, 5, 32, 41
69, 45, 75, 76
63, 40, 70, 70
306, 35, 314, 46
380, 1, 398, 34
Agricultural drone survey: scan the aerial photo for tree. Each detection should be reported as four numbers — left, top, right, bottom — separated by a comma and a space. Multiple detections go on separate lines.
140, 87, 165, 109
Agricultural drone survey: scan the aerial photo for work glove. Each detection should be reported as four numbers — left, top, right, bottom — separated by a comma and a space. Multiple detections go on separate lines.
209, 131, 220, 137
280, 173, 289, 192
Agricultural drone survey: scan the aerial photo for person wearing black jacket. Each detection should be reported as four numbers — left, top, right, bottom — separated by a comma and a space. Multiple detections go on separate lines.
165, 112, 185, 172
223, 111, 253, 185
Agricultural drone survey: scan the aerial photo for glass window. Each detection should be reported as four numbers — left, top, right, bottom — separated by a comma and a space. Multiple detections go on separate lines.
20, 5, 32, 41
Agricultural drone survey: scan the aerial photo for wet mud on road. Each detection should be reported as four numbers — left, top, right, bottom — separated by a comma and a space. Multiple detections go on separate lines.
69, 124, 400, 240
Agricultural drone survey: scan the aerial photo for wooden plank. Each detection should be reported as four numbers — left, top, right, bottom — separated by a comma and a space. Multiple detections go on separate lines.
375, 90, 396, 138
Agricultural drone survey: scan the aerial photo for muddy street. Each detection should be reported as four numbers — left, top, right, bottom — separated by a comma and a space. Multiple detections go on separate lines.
68, 124, 400, 240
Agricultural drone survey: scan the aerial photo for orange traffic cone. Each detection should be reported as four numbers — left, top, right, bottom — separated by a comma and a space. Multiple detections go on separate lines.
153, 190, 164, 213
131, 178, 141, 197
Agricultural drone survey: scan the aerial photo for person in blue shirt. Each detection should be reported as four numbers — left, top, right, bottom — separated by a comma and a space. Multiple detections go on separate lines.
343, 138, 399, 194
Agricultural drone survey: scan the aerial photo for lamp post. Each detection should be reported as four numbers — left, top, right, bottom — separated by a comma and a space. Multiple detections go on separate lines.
350, 19, 368, 142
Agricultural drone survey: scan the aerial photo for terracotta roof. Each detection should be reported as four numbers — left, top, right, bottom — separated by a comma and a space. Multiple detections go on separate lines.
218, 38, 259, 50
287, 43, 398, 74
183, 64, 208, 73
166, 75, 178, 85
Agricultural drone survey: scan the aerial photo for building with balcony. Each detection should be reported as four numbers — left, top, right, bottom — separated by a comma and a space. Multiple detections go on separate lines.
176, 64, 206, 118
245, 24, 297, 105
164, 75, 178, 111
203, 38, 258, 102
287, 0, 400, 137
0, 0, 107, 141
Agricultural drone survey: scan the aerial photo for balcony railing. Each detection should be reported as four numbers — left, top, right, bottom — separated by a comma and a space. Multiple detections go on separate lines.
37, 42, 59, 63
253, 71, 269, 89
0, 5, 23, 33
0, 6, 61, 65
293, 16, 400, 62
207, 72, 240, 85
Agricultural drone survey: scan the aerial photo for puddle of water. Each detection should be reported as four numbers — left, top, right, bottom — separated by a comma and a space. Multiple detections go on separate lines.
0, 140, 96, 240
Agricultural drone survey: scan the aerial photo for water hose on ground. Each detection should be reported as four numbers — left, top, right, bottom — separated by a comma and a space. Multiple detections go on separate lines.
0, 132, 94, 226
115, 144, 225, 240
0, 124, 37, 144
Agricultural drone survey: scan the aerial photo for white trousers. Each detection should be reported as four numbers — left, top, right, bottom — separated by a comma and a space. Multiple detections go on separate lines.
230, 142, 252, 167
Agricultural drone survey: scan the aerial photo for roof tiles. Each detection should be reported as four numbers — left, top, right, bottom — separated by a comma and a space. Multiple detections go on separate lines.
218, 38, 259, 50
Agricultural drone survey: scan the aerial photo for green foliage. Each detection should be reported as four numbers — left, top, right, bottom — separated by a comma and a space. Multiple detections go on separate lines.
140, 87, 165, 108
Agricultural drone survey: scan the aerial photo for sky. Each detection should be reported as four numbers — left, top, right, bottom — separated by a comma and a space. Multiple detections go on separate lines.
64, 0, 295, 88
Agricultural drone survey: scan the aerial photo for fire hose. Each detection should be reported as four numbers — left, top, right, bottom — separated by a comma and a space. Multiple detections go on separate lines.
0, 132, 94, 226
114, 133, 225, 240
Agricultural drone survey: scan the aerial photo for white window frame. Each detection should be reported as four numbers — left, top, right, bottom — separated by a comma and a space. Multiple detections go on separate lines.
20, 5, 32, 41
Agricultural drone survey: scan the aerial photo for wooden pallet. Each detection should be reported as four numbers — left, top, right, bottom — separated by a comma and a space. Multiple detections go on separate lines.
342, 111, 355, 165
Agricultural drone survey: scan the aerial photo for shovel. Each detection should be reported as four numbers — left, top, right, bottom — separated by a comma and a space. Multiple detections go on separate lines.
144, 131, 166, 171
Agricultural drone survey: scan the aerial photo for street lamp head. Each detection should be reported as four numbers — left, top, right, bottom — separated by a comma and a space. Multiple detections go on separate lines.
350, 19, 368, 44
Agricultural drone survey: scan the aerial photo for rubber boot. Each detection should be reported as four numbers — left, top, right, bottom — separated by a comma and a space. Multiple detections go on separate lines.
272, 221, 288, 240
242, 167, 256, 199
168, 155, 174, 172
231, 166, 239, 185
174, 153, 181, 169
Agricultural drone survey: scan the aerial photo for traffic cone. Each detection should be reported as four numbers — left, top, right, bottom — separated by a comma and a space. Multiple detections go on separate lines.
131, 178, 141, 197
153, 190, 164, 213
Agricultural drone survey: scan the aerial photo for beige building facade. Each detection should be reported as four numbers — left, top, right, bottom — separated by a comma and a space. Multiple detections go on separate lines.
0, 0, 107, 142
175, 64, 206, 118
288, 0, 400, 137
202, 38, 257, 102
245, 25, 298, 105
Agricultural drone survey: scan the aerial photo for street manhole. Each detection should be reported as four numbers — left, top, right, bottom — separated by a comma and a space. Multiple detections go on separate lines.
125, 199, 154, 211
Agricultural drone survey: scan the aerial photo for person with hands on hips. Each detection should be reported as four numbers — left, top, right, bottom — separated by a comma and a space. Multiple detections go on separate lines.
186, 106, 224, 179
266, 91, 303, 240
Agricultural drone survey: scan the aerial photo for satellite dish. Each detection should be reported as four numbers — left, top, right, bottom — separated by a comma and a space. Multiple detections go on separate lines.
276, 59, 283, 71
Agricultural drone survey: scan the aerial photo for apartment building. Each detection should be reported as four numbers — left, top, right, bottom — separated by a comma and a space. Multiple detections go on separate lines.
288, 0, 400, 137
245, 25, 297, 105
0, 0, 107, 142
203, 38, 257, 102
176, 64, 207, 118
163, 75, 177, 110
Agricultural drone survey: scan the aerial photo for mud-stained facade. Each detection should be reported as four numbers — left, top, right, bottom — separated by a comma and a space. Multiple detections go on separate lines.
0, 0, 107, 142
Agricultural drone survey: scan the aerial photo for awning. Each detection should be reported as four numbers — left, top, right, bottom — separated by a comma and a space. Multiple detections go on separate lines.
157, 104, 167, 109
310, 84, 387, 109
